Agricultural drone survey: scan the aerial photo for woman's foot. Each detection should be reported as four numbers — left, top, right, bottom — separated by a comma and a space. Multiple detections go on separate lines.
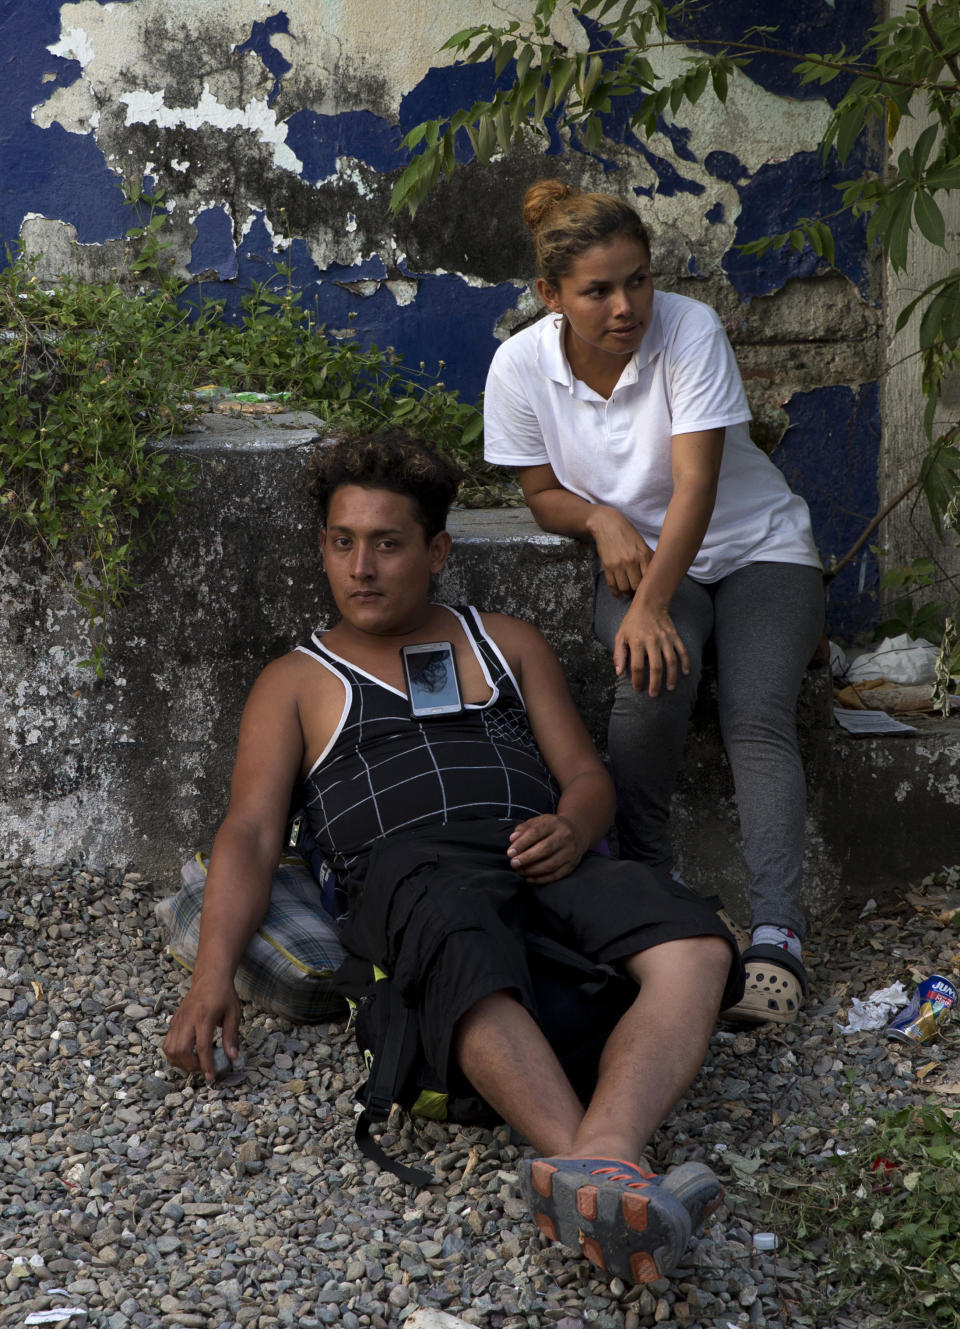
724, 944, 808, 1024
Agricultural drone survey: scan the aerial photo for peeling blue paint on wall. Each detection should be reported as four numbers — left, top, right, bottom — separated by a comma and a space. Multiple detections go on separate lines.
704, 151, 748, 186
704, 201, 724, 226
182, 214, 517, 402
572, 6, 877, 298
0, 0, 884, 632
285, 109, 404, 179
0, 0, 132, 247
235, 12, 292, 108
188, 207, 239, 281
773, 383, 881, 639
668, 0, 881, 107
725, 148, 873, 300
629, 137, 706, 200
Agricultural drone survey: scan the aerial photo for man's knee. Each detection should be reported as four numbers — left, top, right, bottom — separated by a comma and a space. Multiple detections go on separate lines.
453, 988, 522, 1047
623, 934, 733, 989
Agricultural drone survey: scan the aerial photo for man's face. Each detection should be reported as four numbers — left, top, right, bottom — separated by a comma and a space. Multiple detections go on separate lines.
321, 484, 450, 636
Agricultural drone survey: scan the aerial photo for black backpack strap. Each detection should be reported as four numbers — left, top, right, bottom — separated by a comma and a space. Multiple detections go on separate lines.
354, 978, 436, 1188
524, 931, 624, 997
355, 1111, 434, 1189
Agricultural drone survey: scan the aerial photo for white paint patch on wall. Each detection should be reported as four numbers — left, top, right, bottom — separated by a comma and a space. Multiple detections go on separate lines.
36, 1, 584, 135
32, 80, 100, 136
386, 279, 418, 307
47, 22, 95, 67
287, 0, 588, 118
120, 84, 303, 174
644, 46, 833, 172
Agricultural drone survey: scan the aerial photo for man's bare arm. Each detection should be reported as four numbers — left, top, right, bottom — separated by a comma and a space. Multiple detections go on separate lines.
484, 614, 615, 882
162, 658, 306, 1081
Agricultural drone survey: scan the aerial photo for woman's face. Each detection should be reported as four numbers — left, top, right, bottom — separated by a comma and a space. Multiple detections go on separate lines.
538, 233, 654, 366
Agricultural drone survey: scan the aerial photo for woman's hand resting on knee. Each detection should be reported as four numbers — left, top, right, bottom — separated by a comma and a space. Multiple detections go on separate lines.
614, 597, 690, 697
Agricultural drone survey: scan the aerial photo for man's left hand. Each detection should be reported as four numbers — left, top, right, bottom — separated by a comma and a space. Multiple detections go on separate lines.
507, 814, 585, 883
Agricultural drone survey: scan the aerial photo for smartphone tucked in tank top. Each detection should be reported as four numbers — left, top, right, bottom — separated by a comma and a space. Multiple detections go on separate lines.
295, 604, 559, 881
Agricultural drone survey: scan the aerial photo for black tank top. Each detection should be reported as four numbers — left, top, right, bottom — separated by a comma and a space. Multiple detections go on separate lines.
296, 604, 559, 880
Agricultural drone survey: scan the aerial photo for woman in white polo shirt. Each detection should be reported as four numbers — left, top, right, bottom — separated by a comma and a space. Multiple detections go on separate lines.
483, 179, 824, 1024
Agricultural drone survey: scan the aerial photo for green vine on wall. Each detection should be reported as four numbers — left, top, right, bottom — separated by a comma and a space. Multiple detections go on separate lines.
0, 257, 197, 676
0, 200, 501, 675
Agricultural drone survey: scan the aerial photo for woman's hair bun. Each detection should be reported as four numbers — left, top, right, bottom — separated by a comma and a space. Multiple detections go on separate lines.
522, 179, 579, 233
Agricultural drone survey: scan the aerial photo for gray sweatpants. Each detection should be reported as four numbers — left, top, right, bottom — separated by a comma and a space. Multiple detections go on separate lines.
593, 561, 825, 940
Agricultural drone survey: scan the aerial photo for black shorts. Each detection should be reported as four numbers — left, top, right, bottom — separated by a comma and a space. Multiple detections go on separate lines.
338, 818, 744, 1086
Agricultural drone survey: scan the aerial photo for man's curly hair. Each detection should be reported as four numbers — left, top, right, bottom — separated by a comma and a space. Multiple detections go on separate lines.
305, 429, 463, 539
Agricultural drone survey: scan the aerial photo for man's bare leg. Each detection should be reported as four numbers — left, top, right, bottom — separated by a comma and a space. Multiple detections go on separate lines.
455, 935, 735, 1284
453, 991, 585, 1156
454, 936, 731, 1162
568, 935, 732, 1162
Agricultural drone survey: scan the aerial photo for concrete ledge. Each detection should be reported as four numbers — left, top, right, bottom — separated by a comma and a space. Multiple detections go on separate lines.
2, 415, 957, 916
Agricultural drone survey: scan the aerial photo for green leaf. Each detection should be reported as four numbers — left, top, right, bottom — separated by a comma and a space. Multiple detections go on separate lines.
549, 56, 576, 107
895, 288, 929, 334
834, 97, 870, 164
918, 283, 960, 352
914, 190, 946, 248
685, 65, 708, 103
520, 63, 543, 106
466, 34, 495, 65
912, 122, 940, 174
477, 114, 497, 164
921, 444, 960, 533
440, 26, 485, 52
461, 413, 483, 445
494, 40, 517, 80
811, 221, 836, 265
494, 101, 513, 152
580, 115, 603, 153
874, 188, 914, 271
580, 54, 605, 103
515, 43, 533, 85
923, 163, 960, 190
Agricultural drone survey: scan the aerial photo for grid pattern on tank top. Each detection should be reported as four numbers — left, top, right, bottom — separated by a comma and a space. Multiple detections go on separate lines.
296, 605, 558, 880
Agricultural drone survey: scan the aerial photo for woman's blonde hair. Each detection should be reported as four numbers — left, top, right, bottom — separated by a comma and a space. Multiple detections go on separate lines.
523, 179, 651, 288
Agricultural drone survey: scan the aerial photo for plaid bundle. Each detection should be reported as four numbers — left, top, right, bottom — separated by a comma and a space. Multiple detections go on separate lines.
156, 852, 347, 1023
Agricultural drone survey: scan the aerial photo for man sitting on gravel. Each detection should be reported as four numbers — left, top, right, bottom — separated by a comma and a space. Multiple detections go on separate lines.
163, 430, 744, 1285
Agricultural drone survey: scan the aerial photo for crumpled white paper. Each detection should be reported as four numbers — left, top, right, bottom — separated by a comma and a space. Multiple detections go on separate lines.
845, 633, 939, 685
839, 981, 910, 1033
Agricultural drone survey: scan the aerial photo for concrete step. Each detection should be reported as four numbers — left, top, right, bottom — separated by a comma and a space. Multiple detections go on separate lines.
1, 415, 956, 914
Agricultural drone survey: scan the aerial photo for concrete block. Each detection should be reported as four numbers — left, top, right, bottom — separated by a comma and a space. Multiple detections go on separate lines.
2, 416, 957, 920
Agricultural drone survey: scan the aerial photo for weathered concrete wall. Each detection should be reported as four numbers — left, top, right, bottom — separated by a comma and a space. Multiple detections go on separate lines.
1, 0, 887, 635
881, 0, 960, 605
3, 425, 957, 918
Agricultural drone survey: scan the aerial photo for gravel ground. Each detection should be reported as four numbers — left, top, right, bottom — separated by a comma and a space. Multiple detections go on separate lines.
2, 858, 959, 1329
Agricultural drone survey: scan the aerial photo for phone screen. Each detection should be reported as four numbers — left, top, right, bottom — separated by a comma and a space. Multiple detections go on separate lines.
401, 642, 464, 716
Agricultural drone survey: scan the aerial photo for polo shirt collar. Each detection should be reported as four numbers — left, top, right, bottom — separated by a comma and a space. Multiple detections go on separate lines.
535, 293, 665, 393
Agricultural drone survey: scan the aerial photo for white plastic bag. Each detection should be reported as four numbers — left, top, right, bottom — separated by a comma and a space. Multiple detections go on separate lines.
845, 633, 939, 685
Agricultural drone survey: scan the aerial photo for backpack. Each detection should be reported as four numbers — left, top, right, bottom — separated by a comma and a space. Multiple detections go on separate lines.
334, 933, 635, 1187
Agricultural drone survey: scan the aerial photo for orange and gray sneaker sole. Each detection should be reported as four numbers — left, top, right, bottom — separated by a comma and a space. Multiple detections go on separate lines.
521, 1158, 692, 1284
656, 1160, 725, 1232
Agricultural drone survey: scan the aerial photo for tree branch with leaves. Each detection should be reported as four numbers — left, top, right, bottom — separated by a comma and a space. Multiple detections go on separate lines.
392, 0, 960, 708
